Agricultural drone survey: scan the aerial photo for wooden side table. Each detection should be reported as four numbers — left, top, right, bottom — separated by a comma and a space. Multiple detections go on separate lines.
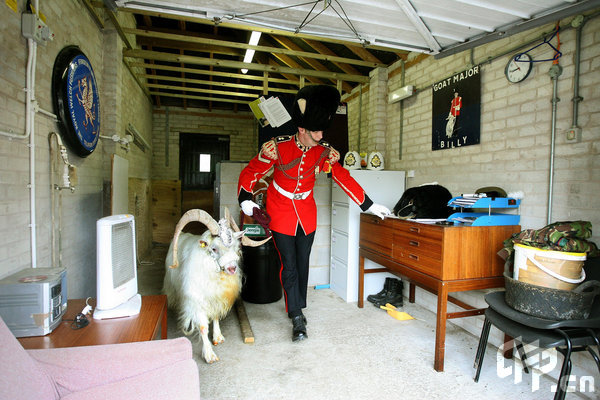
18, 294, 168, 349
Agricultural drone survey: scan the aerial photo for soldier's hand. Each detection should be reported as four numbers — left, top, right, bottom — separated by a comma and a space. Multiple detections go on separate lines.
241, 200, 260, 216
368, 203, 391, 220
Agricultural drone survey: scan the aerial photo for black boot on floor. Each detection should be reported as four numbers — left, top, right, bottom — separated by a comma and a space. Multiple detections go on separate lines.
374, 279, 403, 308
291, 315, 307, 342
367, 277, 392, 305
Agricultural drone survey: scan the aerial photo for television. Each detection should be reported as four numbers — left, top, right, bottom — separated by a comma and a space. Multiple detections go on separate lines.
93, 214, 141, 320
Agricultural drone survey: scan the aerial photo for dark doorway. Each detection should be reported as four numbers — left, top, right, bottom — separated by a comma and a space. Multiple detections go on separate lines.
179, 133, 230, 223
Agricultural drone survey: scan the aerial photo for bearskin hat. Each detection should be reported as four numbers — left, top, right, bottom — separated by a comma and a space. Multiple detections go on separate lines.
292, 85, 341, 131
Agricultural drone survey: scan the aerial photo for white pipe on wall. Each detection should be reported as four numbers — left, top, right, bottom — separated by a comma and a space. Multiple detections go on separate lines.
29, 38, 38, 268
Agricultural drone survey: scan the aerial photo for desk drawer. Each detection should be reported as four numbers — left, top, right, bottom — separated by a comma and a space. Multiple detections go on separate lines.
394, 232, 442, 260
359, 214, 394, 257
395, 249, 442, 279
395, 221, 443, 241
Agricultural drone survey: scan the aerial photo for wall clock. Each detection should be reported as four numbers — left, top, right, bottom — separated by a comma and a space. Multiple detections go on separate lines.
504, 53, 533, 83
52, 46, 100, 157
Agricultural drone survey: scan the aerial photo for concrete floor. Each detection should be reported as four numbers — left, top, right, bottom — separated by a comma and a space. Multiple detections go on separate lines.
139, 245, 596, 400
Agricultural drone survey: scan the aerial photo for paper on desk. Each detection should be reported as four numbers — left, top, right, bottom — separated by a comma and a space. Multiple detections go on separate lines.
409, 218, 448, 223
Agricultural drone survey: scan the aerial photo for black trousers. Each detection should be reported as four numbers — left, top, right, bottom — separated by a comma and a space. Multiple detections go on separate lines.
271, 226, 315, 318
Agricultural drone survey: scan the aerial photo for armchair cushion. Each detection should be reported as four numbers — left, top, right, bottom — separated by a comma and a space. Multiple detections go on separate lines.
1, 315, 200, 399
60, 359, 200, 400
0, 316, 58, 400
28, 337, 196, 398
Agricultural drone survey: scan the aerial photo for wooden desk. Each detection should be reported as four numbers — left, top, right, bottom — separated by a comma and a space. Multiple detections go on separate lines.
18, 295, 168, 349
358, 214, 519, 372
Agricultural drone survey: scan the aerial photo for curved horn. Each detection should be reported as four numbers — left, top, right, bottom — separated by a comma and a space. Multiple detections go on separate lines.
225, 207, 240, 232
242, 235, 271, 247
169, 209, 220, 268
224, 206, 272, 247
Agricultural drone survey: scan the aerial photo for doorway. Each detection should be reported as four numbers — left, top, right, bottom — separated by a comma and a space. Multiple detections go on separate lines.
179, 133, 230, 223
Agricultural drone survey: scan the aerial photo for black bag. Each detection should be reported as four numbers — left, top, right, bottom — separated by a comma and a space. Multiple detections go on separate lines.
393, 184, 453, 219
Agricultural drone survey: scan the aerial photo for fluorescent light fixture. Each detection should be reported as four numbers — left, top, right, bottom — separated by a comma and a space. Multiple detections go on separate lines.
388, 85, 415, 103
241, 31, 262, 74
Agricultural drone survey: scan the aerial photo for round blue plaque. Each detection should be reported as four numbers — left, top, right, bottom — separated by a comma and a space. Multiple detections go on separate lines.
52, 46, 100, 157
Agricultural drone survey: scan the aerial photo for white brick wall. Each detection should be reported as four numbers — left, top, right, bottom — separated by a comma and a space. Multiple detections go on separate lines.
0, 1, 153, 298
151, 107, 257, 180
347, 19, 600, 359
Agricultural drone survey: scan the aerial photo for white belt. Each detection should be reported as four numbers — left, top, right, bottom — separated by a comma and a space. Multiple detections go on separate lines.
273, 181, 312, 200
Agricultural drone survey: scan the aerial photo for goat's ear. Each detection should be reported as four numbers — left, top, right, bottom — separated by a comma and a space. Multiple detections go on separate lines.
234, 230, 246, 239
198, 240, 208, 248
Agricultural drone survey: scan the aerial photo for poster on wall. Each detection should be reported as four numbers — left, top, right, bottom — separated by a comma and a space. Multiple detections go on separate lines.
431, 66, 480, 151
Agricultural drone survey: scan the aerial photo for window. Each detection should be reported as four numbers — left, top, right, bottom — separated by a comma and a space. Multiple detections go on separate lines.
199, 154, 211, 172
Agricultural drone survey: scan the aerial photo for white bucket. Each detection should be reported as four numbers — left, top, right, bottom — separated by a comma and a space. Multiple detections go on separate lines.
513, 243, 586, 291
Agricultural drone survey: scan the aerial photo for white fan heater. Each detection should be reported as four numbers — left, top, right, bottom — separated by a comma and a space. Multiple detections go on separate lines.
93, 214, 141, 320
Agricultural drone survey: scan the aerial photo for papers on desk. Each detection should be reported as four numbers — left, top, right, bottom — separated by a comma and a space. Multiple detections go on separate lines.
409, 218, 448, 223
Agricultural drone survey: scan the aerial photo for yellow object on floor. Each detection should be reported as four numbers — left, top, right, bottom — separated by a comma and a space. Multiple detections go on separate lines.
380, 303, 414, 321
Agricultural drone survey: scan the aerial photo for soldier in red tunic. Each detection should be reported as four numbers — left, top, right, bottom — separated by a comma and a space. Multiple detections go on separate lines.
238, 85, 390, 341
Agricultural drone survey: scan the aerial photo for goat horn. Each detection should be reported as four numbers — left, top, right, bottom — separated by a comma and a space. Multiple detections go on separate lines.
169, 209, 220, 268
225, 207, 240, 232
242, 235, 271, 247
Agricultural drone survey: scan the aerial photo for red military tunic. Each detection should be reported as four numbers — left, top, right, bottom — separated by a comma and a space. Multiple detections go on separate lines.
238, 134, 373, 235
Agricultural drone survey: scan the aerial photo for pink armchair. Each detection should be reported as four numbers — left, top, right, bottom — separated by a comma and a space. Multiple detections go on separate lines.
0, 316, 200, 399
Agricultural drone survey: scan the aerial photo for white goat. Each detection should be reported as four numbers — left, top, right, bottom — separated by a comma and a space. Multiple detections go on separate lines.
163, 208, 269, 363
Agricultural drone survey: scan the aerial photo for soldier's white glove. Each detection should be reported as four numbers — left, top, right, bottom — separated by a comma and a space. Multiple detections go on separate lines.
368, 203, 391, 220
241, 200, 260, 217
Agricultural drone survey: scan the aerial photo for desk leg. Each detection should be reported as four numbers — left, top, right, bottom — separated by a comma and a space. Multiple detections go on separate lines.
161, 303, 168, 340
358, 254, 365, 308
434, 282, 449, 372
409, 282, 415, 303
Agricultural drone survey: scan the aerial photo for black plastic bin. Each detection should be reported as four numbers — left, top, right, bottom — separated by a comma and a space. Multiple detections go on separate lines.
241, 240, 282, 304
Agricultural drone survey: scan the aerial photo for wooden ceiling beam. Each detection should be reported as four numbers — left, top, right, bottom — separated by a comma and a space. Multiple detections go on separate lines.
146, 83, 259, 99
346, 45, 383, 64
128, 61, 298, 86
267, 59, 304, 87
123, 28, 381, 68
303, 39, 362, 77
123, 49, 370, 83
149, 91, 252, 105
136, 37, 241, 57
268, 52, 324, 86
119, 6, 409, 54
139, 74, 297, 94
272, 35, 352, 93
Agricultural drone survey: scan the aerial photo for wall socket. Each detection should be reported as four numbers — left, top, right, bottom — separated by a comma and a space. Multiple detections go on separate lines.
566, 126, 582, 142
407, 170, 415, 178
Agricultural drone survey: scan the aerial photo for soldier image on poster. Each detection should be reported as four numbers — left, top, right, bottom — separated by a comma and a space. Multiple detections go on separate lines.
446, 91, 462, 137
432, 66, 481, 150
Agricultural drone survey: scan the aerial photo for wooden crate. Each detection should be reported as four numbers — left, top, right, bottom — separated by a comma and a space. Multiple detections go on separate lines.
152, 180, 181, 244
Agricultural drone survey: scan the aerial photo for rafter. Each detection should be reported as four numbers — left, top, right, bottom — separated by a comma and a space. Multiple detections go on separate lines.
124, 27, 381, 68
123, 49, 370, 83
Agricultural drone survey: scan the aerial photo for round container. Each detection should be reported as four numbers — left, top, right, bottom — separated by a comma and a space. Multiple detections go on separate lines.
513, 243, 586, 291
504, 272, 600, 320
241, 241, 282, 304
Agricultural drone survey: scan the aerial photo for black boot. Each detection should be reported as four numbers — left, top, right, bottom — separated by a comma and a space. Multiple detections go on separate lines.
367, 277, 392, 304
291, 315, 307, 342
374, 279, 403, 308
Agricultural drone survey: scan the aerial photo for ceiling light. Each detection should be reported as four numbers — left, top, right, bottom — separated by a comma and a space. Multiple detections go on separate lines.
241, 31, 261, 74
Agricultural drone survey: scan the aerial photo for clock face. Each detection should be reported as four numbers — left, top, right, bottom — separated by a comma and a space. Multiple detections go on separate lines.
505, 53, 532, 83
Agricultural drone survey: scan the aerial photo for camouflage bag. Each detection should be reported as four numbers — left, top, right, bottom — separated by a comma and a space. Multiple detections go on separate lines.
499, 220, 600, 262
